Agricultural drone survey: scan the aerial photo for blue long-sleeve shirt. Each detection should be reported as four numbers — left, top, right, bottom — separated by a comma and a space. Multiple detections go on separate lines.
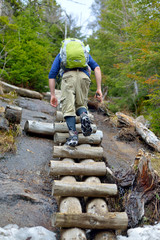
48, 53, 99, 79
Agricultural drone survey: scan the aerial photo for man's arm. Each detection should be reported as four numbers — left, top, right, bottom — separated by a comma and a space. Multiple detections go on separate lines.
94, 66, 103, 102
49, 78, 58, 107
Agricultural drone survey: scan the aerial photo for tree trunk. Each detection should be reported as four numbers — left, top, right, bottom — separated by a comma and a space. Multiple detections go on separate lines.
0, 81, 43, 99
5, 105, 22, 124
116, 112, 160, 152
52, 180, 118, 197
50, 161, 106, 176
52, 212, 128, 230
53, 145, 104, 160
136, 122, 160, 152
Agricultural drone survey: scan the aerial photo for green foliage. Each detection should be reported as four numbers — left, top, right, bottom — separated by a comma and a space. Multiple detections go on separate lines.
0, 0, 83, 92
88, 0, 160, 135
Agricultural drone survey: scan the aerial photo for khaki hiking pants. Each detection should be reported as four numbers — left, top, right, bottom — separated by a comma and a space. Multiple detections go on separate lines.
60, 70, 91, 117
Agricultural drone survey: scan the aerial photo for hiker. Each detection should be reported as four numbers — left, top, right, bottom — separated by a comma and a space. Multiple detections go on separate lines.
49, 38, 103, 147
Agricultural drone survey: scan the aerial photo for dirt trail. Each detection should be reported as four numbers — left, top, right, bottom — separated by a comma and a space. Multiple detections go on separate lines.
0, 96, 151, 236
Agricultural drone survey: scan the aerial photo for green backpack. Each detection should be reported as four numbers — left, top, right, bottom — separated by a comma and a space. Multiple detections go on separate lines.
60, 38, 89, 69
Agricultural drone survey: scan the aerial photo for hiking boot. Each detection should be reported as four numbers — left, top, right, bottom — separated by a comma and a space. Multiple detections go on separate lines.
65, 130, 78, 147
80, 113, 92, 137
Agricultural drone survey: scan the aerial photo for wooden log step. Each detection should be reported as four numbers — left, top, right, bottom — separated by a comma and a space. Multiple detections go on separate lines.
24, 120, 54, 136
86, 198, 108, 215
94, 231, 117, 240
53, 145, 104, 160
52, 180, 118, 197
24, 121, 97, 136
54, 122, 97, 133
59, 197, 82, 214
50, 161, 106, 176
61, 228, 87, 240
52, 212, 128, 230
54, 132, 102, 145
56, 111, 94, 123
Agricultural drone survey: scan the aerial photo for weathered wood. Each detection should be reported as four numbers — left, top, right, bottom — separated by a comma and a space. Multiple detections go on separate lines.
116, 112, 160, 152
50, 161, 106, 176
52, 180, 118, 197
54, 122, 97, 133
94, 231, 116, 240
61, 228, 87, 240
86, 198, 108, 215
136, 122, 160, 152
53, 145, 104, 160
0, 80, 43, 99
60, 176, 77, 182
54, 132, 101, 145
5, 105, 22, 124
116, 112, 135, 128
52, 212, 128, 230
59, 197, 82, 214
24, 120, 54, 136
115, 149, 160, 227
85, 177, 101, 184
56, 111, 94, 123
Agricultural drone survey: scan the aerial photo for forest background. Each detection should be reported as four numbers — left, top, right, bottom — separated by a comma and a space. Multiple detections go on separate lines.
0, 0, 160, 136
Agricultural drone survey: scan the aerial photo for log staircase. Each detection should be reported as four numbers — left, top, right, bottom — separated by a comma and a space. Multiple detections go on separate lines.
50, 110, 128, 240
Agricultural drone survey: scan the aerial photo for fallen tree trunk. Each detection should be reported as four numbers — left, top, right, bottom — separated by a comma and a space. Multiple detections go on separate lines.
53, 145, 104, 160
52, 180, 118, 197
0, 80, 43, 99
5, 105, 22, 124
136, 122, 160, 152
50, 161, 106, 176
116, 112, 160, 152
52, 212, 128, 230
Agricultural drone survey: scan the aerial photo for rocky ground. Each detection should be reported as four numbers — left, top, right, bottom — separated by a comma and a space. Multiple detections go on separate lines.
0, 94, 158, 238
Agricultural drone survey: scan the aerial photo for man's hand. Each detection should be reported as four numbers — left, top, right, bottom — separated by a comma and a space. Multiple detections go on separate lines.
50, 94, 58, 107
94, 90, 103, 102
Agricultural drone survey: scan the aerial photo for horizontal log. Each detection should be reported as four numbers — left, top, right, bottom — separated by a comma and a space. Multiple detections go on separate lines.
52, 180, 118, 197
94, 231, 116, 240
50, 161, 106, 176
61, 228, 87, 240
55, 111, 94, 123
59, 197, 82, 214
52, 212, 128, 230
53, 145, 104, 160
54, 132, 101, 145
5, 105, 22, 124
24, 120, 54, 136
54, 122, 97, 133
0, 80, 43, 99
